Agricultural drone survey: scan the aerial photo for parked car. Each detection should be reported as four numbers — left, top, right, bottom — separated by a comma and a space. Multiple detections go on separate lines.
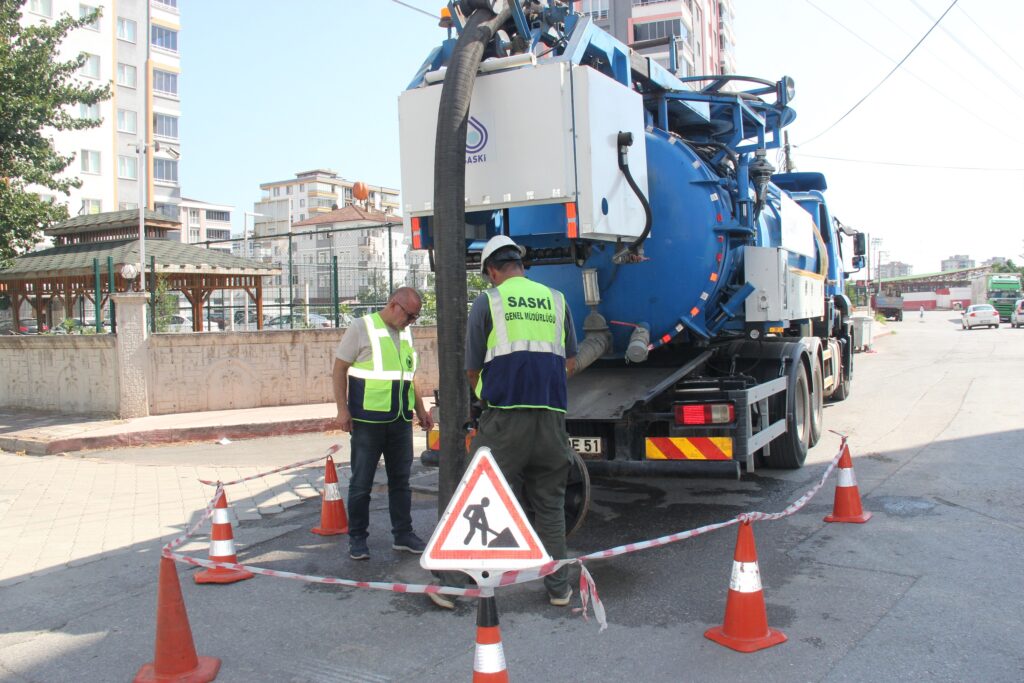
265, 313, 334, 329
962, 304, 1000, 330
165, 315, 193, 333
1, 320, 50, 334
1010, 299, 1024, 329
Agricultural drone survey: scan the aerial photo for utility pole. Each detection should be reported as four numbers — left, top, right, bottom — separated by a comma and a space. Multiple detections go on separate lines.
782, 131, 794, 173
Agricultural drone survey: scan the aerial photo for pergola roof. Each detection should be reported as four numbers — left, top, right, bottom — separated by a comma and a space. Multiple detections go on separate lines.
0, 238, 279, 281
44, 209, 179, 237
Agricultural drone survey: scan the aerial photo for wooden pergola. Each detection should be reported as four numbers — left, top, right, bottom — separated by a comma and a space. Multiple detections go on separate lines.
0, 210, 280, 332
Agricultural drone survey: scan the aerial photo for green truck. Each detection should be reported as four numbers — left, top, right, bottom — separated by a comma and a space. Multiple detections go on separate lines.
971, 273, 1023, 321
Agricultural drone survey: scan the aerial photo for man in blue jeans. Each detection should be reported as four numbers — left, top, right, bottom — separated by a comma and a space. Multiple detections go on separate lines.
332, 287, 434, 560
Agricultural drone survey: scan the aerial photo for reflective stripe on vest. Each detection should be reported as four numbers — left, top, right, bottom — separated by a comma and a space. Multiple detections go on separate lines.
480, 278, 568, 411
348, 313, 417, 423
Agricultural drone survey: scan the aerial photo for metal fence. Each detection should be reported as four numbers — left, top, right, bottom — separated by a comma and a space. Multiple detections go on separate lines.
194, 221, 432, 331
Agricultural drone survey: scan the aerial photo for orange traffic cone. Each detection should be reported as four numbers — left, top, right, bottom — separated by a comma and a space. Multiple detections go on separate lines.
473, 595, 509, 682
311, 455, 348, 535
194, 491, 254, 585
704, 521, 787, 652
824, 444, 872, 523
134, 557, 221, 682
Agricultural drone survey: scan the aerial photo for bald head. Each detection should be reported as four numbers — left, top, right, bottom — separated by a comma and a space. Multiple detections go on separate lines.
381, 287, 422, 330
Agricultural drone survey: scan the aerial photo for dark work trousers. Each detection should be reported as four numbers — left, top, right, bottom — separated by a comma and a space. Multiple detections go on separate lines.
347, 419, 414, 542
439, 408, 574, 597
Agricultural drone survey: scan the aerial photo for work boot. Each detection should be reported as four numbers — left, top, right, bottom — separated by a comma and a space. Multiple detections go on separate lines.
349, 537, 370, 561
427, 589, 455, 610
392, 532, 426, 554
549, 588, 572, 607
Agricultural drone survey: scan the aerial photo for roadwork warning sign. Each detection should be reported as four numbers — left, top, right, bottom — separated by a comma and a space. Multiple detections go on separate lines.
421, 447, 551, 572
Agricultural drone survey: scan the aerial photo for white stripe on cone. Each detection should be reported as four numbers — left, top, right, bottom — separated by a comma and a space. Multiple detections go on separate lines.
209, 539, 237, 558
837, 468, 857, 488
324, 482, 343, 501
212, 508, 231, 525
474, 643, 507, 674
728, 561, 762, 593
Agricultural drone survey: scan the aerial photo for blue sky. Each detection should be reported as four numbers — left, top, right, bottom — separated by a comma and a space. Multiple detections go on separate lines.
182, 0, 1024, 274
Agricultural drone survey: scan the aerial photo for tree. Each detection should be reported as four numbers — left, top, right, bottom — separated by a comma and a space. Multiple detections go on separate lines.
0, 2, 110, 267
152, 275, 179, 332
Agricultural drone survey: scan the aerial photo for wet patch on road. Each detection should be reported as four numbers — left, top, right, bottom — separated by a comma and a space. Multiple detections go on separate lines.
873, 496, 936, 517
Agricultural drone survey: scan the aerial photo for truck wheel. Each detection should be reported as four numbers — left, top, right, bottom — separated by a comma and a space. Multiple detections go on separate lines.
832, 356, 852, 401
809, 358, 824, 447
767, 363, 810, 469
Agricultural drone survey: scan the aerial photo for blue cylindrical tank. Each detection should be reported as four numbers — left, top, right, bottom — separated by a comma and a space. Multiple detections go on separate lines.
515, 129, 822, 358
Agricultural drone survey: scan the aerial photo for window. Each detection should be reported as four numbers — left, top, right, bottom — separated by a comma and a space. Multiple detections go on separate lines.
155, 202, 179, 219
633, 19, 685, 43
188, 208, 200, 226
117, 155, 138, 179
79, 4, 100, 30
154, 113, 178, 139
117, 63, 137, 88
151, 25, 178, 52
153, 69, 178, 95
29, 0, 53, 17
81, 149, 100, 174
300, 214, 306, 221
117, 17, 136, 42
273, 187, 280, 197
117, 108, 137, 133
286, 186, 293, 195
189, 228, 200, 242
153, 0, 178, 8
299, 184, 305, 192
82, 199, 102, 214
119, 201, 138, 210
206, 210, 230, 222
317, 250, 330, 264
80, 54, 100, 79
79, 102, 100, 120
579, 0, 608, 19
299, 199, 306, 207
153, 158, 178, 183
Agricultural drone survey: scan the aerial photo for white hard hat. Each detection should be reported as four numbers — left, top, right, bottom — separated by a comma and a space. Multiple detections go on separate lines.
479, 235, 526, 273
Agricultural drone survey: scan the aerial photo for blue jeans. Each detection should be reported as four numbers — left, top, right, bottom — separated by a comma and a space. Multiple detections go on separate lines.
347, 419, 414, 541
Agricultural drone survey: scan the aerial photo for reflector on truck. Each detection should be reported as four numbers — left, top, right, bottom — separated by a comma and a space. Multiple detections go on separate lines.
645, 437, 733, 461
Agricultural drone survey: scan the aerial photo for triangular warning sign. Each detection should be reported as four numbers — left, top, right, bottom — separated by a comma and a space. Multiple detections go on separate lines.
421, 447, 551, 572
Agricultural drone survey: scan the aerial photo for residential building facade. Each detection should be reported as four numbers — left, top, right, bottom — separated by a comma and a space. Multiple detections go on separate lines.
20, 0, 183, 220
940, 255, 975, 272
879, 261, 913, 279
177, 198, 233, 253
578, 0, 737, 78
252, 169, 400, 240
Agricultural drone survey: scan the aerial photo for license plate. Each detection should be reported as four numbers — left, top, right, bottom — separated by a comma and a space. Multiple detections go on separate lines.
570, 437, 603, 457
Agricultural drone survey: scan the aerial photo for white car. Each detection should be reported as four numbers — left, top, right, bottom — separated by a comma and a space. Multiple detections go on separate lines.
165, 315, 193, 333
962, 304, 1000, 330
1011, 299, 1024, 329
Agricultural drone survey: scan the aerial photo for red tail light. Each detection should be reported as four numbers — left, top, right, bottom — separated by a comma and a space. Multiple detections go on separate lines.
675, 403, 735, 425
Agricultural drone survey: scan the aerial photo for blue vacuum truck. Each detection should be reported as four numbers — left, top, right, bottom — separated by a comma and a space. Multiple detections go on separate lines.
400, 1, 865, 525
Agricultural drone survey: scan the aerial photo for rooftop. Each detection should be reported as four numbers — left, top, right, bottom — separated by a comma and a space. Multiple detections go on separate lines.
291, 205, 396, 228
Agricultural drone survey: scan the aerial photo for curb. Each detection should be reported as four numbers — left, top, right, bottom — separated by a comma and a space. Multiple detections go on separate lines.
0, 417, 337, 456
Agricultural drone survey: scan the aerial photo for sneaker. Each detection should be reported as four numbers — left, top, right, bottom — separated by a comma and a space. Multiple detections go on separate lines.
392, 532, 426, 554
549, 589, 572, 607
427, 590, 455, 610
349, 538, 370, 561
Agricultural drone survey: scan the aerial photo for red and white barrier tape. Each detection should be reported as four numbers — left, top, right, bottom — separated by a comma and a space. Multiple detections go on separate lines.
197, 443, 343, 486
164, 436, 849, 631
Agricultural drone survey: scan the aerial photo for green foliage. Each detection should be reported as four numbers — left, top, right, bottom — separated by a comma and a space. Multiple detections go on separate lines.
153, 275, 179, 332
0, 2, 111, 266
419, 271, 490, 325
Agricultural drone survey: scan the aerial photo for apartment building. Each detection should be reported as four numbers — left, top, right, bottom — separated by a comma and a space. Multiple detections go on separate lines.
177, 198, 233, 253
941, 255, 975, 272
20, 0, 183, 220
288, 206, 427, 305
578, 0, 737, 77
252, 170, 400, 240
879, 261, 913, 279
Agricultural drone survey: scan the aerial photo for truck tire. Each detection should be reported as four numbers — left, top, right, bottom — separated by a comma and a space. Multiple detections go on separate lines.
767, 363, 810, 469
809, 357, 824, 447
521, 449, 591, 539
832, 361, 851, 401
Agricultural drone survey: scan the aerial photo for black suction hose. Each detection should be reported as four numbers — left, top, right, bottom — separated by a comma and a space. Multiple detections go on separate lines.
433, 5, 511, 514
618, 131, 652, 255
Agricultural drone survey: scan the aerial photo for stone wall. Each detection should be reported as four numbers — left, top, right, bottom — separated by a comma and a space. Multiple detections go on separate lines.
0, 335, 119, 414
146, 326, 439, 415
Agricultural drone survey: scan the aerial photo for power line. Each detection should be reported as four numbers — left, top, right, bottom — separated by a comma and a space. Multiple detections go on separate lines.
794, 150, 1024, 172
956, 4, 1024, 76
908, 0, 1024, 102
805, 0, 1022, 144
799, 0, 960, 147
391, 0, 437, 20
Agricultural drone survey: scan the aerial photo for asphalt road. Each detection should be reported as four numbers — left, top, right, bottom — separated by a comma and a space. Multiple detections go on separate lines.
2, 311, 1022, 682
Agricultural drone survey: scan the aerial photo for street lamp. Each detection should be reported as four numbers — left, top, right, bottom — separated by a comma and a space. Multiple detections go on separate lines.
131, 140, 179, 293
242, 211, 265, 330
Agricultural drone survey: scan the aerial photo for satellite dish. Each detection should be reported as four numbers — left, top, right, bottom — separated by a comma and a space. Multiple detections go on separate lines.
120, 263, 139, 280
